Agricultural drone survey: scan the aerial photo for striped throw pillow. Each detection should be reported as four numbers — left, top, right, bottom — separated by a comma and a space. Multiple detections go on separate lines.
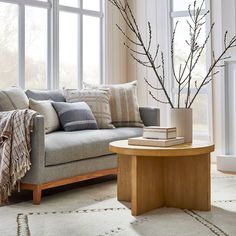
84, 81, 143, 127
52, 102, 98, 131
64, 89, 114, 129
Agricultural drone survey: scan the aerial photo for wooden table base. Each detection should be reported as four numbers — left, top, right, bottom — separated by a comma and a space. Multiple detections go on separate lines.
117, 154, 211, 216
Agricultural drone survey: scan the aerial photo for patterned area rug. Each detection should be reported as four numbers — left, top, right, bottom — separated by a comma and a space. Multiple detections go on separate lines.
0, 168, 236, 236
16, 176, 236, 236
17, 201, 236, 236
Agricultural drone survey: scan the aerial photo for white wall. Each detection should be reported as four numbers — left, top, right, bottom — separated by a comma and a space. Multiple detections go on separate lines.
211, 0, 236, 157
126, 0, 171, 126
211, 0, 236, 155
105, 1, 127, 84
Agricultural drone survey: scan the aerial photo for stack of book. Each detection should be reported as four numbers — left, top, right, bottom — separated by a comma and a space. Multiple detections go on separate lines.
128, 126, 185, 147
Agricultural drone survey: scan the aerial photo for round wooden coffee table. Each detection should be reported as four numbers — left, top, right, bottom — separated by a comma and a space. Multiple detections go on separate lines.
109, 140, 215, 216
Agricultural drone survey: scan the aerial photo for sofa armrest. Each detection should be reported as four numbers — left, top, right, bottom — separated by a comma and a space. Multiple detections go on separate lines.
21, 115, 45, 184
139, 107, 160, 126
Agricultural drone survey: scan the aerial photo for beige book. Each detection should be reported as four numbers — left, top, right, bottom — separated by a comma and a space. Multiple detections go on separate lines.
128, 137, 185, 147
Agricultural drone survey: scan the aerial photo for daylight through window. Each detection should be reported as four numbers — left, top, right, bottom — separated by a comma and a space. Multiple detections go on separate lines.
170, 0, 211, 140
0, 0, 104, 90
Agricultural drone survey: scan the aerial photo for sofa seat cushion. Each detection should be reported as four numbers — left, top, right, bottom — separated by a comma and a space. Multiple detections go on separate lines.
45, 127, 142, 166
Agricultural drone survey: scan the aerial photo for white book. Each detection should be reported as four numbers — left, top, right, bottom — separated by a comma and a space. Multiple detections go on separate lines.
143, 126, 176, 131
143, 130, 177, 139
128, 137, 185, 147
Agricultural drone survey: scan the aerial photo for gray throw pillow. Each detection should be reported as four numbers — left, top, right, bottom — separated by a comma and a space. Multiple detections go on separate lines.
25, 90, 65, 102
64, 89, 114, 129
52, 102, 98, 131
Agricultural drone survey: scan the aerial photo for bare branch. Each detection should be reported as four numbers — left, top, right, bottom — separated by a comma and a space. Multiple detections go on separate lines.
149, 91, 170, 104
195, 81, 198, 90
109, 0, 236, 109
224, 31, 228, 49
152, 44, 160, 63
215, 64, 226, 68
124, 42, 146, 55
147, 22, 152, 52
189, 36, 236, 108
205, 71, 220, 79
116, 24, 142, 46
130, 54, 153, 68
161, 52, 165, 84
218, 56, 231, 61
171, 21, 180, 84
198, 10, 210, 23
144, 78, 163, 91
212, 50, 216, 61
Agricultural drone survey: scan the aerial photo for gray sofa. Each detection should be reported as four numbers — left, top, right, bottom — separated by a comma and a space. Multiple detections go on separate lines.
17, 90, 160, 204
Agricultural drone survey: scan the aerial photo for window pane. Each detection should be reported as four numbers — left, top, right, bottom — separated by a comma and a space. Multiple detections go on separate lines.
83, 16, 100, 85
192, 94, 208, 135
59, 12, 78, 88
173, 0, 205, 12
59, 0, 80, 8
25, 7, 47, 89
83, 0, 100, 11
0, 3, 18, 89
173, 17, 206, 88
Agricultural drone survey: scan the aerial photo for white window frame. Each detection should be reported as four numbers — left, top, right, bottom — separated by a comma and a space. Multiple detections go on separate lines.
168, 0, 213, 141
0, 0, 105, 89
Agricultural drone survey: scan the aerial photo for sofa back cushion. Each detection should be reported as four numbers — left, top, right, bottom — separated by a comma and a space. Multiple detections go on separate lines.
0, 87, 29, 111
25, 90, 65, 102
52, 102, 98, 132
29, 99, 60, 134
64, 89, 114, 129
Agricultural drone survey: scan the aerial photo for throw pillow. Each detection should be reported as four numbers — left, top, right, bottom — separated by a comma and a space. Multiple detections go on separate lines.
29, 99, 60, 134
64, 89, 114, 129
52, 102, 98, 132
0, 87, 29, 111
83, 81, 143, 127
26, 90, 65, 102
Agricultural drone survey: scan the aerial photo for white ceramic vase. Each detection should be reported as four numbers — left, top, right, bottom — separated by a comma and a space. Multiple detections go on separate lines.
170, 108, 192, 143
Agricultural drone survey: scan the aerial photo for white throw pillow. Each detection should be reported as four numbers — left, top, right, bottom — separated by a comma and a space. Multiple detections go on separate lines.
29, 99, 60, 134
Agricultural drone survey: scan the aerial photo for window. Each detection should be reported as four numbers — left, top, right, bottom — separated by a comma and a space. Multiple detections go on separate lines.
59, 11, 79, 88
170, 0, 211, 140
0, 0, 105, 89
25, 6, 48, 89
83, 15, 100, 85
0, 2, 18, 89
59, 0, 103, 88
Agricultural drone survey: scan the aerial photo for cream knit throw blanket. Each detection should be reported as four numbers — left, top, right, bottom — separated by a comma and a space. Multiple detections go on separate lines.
0, 109, 37, 204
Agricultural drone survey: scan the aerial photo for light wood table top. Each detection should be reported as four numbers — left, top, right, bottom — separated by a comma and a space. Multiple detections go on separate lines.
109, 140, 214, 157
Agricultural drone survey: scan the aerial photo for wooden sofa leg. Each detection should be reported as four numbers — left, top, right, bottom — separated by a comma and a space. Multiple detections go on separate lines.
33, 185, 42, 205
